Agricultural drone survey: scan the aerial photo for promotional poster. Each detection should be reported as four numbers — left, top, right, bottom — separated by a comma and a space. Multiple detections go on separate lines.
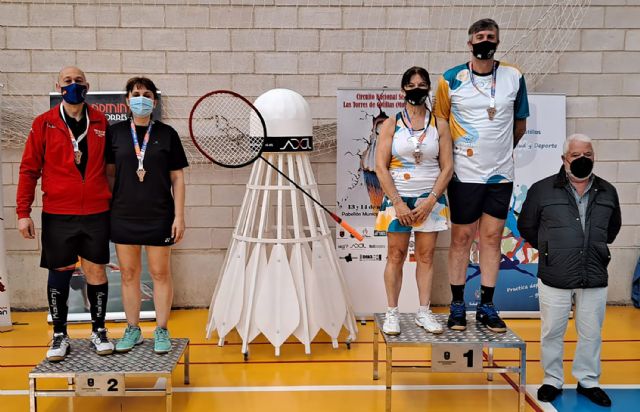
336, 89, 565, 315
48, 91, 163, 322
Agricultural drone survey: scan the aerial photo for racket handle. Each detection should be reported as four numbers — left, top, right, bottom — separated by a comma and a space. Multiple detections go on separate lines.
329, 213, 364, 242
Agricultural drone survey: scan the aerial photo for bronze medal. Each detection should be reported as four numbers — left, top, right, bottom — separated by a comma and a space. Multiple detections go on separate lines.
413, 148, 422, 164
487, 107, 496, 120
136, 168, 146, 182
74, 150, 82, 164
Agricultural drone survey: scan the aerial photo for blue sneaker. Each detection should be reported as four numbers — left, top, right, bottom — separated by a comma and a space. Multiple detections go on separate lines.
476, 303, 507, 333
153, 327, 172, 354
447, 301, 467, 331
115, 325, 143, 353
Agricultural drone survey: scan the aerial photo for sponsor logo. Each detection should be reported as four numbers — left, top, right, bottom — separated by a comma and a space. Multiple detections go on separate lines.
340, 253, 354, 263
360, 254, 382, 262
350, 243, 366, 249
0, 306, 7, 316
337, 244, 349, 250
280, 137, 311, 151
94, 129, 105, 137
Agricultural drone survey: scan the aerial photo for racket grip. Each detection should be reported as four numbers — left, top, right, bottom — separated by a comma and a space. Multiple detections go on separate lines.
329, 213, 364, 242
341, 220, 364, 242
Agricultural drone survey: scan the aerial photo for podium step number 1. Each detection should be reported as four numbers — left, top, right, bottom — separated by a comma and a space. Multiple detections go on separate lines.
431, 343, 483, 372
372, 313, 526, 412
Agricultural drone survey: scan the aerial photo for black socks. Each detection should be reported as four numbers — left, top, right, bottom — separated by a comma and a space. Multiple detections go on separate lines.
48, 269, 109, 334
480, 285, 495, 305
450, 284, 465, 303
47, 269, 74, 335
87, 282, 108, 332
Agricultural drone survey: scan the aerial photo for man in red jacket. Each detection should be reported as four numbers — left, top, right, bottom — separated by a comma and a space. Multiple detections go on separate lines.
17, 66, 114, 361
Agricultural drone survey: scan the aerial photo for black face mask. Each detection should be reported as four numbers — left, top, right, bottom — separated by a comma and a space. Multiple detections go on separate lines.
471, 40, 498, 60
404, 88, 429, 106
569, 156, 594, 179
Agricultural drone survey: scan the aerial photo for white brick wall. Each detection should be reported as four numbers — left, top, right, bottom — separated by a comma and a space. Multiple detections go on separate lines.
2, 2, 640, 308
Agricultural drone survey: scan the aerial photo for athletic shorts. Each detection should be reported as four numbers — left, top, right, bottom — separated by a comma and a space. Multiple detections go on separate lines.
40, 211, 110, 269
374, 192, 450, 233
110, 215, 175, 247
447, 181, 513, 224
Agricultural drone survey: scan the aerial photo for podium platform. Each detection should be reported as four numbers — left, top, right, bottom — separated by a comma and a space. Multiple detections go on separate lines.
373, 313, 526, 412
28, 338, 190, 412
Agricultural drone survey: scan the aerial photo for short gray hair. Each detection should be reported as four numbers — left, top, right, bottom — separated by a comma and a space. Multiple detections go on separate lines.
563, 133, 593, 155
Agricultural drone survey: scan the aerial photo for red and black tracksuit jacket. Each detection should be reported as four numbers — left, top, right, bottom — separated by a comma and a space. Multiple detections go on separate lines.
16, 104, 111, 219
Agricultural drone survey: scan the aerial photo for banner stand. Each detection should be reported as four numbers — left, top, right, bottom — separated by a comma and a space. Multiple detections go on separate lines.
0, 86, 14, 331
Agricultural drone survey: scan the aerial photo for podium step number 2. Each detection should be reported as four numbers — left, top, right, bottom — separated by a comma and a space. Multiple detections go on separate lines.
75, 373, 125, 396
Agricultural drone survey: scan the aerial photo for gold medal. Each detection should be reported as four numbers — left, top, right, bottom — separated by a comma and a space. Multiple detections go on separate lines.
487, 106, 496, 120
136, 169, 146, 182
74, 150, 82, 164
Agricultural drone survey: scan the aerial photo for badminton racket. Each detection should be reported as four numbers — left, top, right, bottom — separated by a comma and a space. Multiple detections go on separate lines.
189, 90, 364, 242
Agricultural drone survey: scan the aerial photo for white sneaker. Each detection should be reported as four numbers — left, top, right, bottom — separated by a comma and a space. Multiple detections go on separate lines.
90, 328, 115, 355
47, 332, 70, 362
383, 308, 401, 335
415, 309, 443, 334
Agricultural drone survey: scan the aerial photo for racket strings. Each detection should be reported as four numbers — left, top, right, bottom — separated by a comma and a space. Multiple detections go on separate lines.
191, 94, 264, 167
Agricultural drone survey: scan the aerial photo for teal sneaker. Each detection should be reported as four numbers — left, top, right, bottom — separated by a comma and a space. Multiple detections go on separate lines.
154, 327, 172, 354
115, 325, 143, 353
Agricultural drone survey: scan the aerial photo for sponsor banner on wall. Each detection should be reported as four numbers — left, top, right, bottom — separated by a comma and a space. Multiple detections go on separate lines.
0, 164, 12, 331
336, 89, 565, 316
50, 91, 162, 125
49, 91, 162, 322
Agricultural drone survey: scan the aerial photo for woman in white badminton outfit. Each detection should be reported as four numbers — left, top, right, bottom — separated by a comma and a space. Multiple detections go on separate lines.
375, 66, 453, 335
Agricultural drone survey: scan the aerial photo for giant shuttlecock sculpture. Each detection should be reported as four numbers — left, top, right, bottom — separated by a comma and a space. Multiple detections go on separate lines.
205, 89, 357, 358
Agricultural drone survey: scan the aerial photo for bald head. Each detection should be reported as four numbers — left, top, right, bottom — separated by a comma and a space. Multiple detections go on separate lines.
56, 66, 89, 96
58, 66, 86, 83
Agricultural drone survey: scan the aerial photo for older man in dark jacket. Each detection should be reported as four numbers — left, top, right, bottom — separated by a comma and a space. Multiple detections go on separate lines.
518, 134, 621, 407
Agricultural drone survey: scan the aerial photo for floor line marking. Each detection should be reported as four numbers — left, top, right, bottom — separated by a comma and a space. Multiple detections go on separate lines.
4, 384, 640, 396
0, 384, 515, 396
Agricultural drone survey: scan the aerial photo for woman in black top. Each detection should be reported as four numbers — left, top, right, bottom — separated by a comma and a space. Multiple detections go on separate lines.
106, 77, 188, 354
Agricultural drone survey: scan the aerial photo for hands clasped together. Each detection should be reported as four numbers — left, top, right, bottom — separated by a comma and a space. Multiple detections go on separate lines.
394, 196, 437, 227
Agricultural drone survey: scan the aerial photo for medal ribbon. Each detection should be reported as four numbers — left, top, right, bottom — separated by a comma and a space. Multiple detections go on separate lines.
59, 104, 89, 155
469, 60, 498, 109
402, 107, 432, 151
129, 119, 153, 170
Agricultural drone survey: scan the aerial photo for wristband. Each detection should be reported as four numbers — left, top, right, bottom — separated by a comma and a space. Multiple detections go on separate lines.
430, 191, 438, 199
390, 194, 402, 204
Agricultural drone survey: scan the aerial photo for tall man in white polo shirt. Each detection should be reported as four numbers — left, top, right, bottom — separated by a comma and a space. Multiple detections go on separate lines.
434, 18, 529, 332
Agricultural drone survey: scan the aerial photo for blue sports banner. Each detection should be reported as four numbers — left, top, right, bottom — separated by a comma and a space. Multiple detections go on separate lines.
464, 94, 566, 314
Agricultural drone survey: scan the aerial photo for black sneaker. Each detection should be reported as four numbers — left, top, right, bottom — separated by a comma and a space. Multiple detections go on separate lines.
537, 384, 562, 402
476, 302, 507, 333
577, 383, 611, 407
447, 301, 467, 330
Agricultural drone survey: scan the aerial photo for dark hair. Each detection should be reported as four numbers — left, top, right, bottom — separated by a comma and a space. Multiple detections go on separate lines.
125, 76, 158, 99
400, 66, 430, 90
468, 18, 499, 40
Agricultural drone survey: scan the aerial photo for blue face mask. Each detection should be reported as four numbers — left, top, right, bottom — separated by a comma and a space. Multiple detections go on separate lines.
129, 96, 154, 117
61, 82, 87, 105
